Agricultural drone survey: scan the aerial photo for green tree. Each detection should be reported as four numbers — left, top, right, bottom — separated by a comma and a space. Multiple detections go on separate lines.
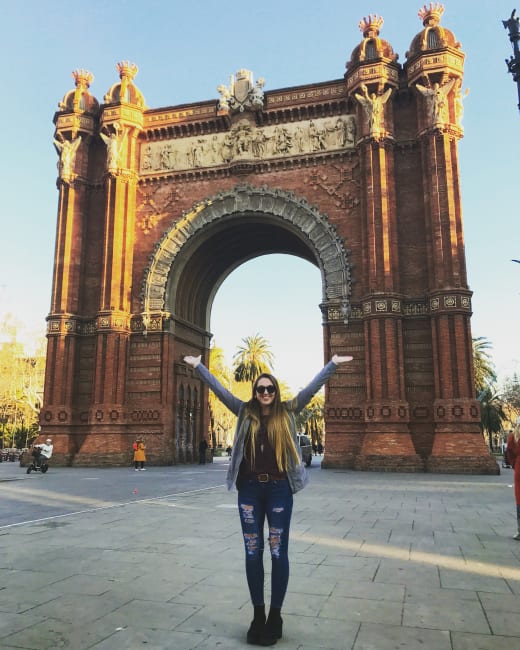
500, 374, 520, 429
296, 393, 325, 445
0, 318, 45, 448
472, 336, 497, 395
478, 387, 507, 452
233, 334, 275, 388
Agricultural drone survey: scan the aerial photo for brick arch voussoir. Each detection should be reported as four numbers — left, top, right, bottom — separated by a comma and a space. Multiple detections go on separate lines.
141, 184, 352, 316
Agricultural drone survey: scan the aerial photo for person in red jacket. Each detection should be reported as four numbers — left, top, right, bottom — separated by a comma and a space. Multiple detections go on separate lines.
505, 418, 520, 540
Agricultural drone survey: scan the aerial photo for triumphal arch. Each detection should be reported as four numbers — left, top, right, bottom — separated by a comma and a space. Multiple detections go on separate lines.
42, 5, 498, 473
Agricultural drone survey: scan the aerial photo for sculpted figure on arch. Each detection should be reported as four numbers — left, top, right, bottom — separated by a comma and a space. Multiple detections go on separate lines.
416, 78, 456, 127
53, 135, 82, 181
100, 123, 127, 172
354, 84, 392, 137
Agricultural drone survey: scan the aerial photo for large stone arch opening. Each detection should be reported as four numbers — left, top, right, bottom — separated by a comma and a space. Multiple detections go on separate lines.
142, 185, 352, 332
140, 185, 351, 462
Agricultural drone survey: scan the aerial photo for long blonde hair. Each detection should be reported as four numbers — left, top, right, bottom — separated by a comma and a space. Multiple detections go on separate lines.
243, 373, 300, 471
513, 422, 520, 443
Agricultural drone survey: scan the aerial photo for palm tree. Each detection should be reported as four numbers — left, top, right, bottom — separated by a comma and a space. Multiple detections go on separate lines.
478, 387, 507, 452
233, 334, 275, 388
472, 337, 497, 395
208, 344, 233, 448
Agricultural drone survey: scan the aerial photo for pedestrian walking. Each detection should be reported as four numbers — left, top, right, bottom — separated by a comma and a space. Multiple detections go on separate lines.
198, 437, 209, 464
505, 418, 520, 540
133, 437, 146, 471
183, 352, 353, 646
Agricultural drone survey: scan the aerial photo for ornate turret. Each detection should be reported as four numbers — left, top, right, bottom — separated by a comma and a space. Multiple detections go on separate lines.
405, 4, 466, 134
103, 61, 146, 107
346, 15, 399, 141
54, 69, 99, 143
345, 14, 400, 96
405, 3, 464, 87
58, 69, 99, 114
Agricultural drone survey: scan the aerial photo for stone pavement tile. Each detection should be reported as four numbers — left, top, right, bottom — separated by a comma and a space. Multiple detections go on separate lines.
29, 592, 132, 624
90, 626, 210, 650
439, 568, 512, 594
42, 573, 132, 596
197, 568, 247, 591
0, 585, 59, 614
405, 584, 480, 603
403, 590, 489, 634
352, 622, 451, 650
0, 568, 65, 590
98, 598, 200, 631
479, 591, 520, 613
0, 611, 46, 639
308, 557, 380, 582
374, 559, 441, 587
451, 631, 519, 650
485, 608, 520, 636
277, 614, 360, 650
172, 582, 251, 609
332, 579, 405, 602
282, 592, 330, 617
1, 615, 127, 650
173, 601, 256, 645
88, 574, 197, 604
287, 573, 337, 598
319, 593, 403, 626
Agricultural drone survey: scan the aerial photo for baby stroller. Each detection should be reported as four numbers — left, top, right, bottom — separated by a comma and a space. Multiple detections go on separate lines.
26, 447, 49, 474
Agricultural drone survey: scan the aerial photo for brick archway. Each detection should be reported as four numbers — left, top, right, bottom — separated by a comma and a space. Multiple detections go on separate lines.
44, 11, 498, 472
141, 184, 352, 330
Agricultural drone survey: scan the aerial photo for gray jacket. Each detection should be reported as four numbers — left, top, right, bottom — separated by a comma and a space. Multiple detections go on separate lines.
195, 361, 338, 493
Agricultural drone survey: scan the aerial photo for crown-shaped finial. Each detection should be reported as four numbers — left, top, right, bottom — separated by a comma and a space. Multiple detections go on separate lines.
358, 14, 384, 37
116, 61, 138, 81
72, 69, 94, 88
418, 3, 444, 26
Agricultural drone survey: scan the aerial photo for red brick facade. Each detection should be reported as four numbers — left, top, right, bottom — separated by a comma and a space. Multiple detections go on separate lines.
41, 9, 498, 473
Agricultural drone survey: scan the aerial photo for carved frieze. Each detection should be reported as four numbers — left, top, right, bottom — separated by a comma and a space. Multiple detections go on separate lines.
138, 115, 356, 176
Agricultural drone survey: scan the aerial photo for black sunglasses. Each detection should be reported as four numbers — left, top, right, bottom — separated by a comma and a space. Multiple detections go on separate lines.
256, 385, 276, 395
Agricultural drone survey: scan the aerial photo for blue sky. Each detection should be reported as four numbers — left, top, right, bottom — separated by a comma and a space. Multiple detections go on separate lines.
0, 0, 518, 391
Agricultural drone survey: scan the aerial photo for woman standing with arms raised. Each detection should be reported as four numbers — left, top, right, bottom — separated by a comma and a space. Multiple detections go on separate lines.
183, 353, 352, 646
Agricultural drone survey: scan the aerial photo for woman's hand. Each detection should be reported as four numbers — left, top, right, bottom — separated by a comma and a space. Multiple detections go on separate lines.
331, 354, 353, 365
184, 355, 201, 368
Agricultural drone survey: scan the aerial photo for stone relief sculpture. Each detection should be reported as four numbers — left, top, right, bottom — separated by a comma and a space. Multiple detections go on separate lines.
416, 78, 456, 127
100, 123, 127, 172
217, 84, 232, 112
53, 135, 82, 181
139, 115, 357, 174
354, 84, 392, 137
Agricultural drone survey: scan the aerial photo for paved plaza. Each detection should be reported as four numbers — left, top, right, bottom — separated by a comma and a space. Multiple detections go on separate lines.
1, 457, 520, 649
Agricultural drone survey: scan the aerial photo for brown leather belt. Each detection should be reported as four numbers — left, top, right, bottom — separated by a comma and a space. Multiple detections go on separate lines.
255, 473, 286, 482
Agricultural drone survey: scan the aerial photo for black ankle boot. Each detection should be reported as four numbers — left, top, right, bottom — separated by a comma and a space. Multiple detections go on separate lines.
261, 608, 283, 646
247, 605, 266, 645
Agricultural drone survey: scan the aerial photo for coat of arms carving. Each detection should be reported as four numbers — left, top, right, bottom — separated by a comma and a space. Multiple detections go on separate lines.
217, 69, 265, 114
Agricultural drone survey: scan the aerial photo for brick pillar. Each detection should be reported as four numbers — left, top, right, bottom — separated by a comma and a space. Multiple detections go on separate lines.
419, 132, 498, 473
91, 123, 139, 421
357, 141, 423, 470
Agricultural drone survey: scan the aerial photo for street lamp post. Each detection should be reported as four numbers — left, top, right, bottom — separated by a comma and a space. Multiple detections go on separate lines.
503, 9, 520, 112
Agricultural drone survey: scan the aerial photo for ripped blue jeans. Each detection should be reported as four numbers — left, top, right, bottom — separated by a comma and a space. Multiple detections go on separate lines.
237, 478, 293, 609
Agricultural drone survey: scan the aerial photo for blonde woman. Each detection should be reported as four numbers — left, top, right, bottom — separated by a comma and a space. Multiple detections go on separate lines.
184, 353, 352, 646
506, 418, 520, 540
